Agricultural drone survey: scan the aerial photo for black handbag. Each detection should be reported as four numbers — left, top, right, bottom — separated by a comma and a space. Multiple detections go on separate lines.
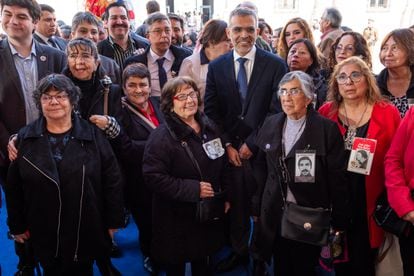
181, 141, 225, 224
281, 201, 331, 246
278, 155, 330, 246
373, 192, 413, 237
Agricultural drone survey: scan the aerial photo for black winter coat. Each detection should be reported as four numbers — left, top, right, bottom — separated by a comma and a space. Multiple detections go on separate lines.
5, 116, 124, 262
112, 97, 164, 208
142, 112, 228, 264
251, 110, 350, 262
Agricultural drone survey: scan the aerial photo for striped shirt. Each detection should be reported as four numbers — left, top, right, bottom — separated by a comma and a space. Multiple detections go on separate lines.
108, 34, 136, 72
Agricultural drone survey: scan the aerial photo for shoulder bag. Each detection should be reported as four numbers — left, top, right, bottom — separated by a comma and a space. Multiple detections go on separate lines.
278, 156, 331, 246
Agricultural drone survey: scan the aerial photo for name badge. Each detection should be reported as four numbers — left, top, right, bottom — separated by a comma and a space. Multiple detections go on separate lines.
347, 137, 377, 175
202, 138, 225, 160
295, 150, 316, 183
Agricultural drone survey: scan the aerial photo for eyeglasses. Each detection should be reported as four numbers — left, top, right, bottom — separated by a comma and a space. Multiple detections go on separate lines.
149, 28, 172, 36
173, 91, 198, 101
278, 87, 302, 97
68, 53, 94, 61
41, 93, 69, 103
336, 71, 364, 84
335, 44, 355, 54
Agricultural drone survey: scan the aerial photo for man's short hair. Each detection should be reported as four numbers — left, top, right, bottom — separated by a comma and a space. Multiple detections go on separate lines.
39, 3, 54, 13
146, 12, 170, 29
71, 11, 100, 32
298, 156, 312, 167
229, 7, 258, 27
103, 1, 129, 20
323, 8, 342, 28
168, 13, 184, 30
236, 1, 258, 14
146, 0, 160, 14
0, 0, 41, 21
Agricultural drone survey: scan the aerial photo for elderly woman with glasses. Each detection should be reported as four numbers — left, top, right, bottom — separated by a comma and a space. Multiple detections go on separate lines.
142, 76, 230, 275
4, 74, 124, 275
319, 56, 401, 275
252, 71, 349, 276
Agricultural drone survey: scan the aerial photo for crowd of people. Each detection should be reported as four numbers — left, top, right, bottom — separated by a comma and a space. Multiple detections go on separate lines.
1, 0, 414, 275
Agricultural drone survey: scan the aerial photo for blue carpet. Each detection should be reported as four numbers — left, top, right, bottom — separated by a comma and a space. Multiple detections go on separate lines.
0, 190, 253, 275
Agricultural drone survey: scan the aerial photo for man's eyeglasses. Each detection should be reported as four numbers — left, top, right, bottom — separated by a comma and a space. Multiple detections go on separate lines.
149, 28, 172, 36
173, 91, 198, 101
41, 93, 69, 103
336, 71, 363, 85
278, 87, 302, 97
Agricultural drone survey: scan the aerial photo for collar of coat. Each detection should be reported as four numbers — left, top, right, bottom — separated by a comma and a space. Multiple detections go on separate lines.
21, 115, 94, 141
164, 111, 216, 141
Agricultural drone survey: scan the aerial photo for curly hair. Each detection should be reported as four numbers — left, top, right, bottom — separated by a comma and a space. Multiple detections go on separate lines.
277, 17, 314, 60
33, 74, 81, 113
328, 31, 372, 72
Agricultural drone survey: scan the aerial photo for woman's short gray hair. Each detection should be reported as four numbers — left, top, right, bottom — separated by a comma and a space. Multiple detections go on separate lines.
278, 71, 315, 100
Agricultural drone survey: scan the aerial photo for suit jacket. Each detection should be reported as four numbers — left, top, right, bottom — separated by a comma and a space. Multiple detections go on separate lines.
0, 38, 67, 166
97, 32, 149, 61
204, 48, 287, 150
99, 54, 121, 85
124, 44, 192, 75
33, 33, 67, 51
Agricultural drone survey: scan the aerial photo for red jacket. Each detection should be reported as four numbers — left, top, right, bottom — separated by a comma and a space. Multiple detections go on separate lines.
319, 101, 401, 248
385, 107, 414, 218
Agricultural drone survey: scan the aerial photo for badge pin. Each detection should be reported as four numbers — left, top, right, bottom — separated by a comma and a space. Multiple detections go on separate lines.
303, 222, 312, 231
40, 56, 47, 62
265, 144, 270, 149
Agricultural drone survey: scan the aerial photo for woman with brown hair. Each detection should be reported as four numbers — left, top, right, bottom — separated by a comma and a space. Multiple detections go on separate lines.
377, 28, 414, 117
327, 31, 372, 76
319, 56, 401, 275
179, 19, 232, 104
277, 17, 315, 60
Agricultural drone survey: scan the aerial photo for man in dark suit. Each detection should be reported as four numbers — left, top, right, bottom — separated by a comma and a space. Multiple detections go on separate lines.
204, 7, 287, 272
33, 4, 67, 51
97, 1, 149, 72
124, 12, 192, 97
0, 0, 66, 274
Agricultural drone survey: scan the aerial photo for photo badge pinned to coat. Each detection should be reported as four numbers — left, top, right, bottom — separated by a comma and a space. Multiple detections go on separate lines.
295, 150, 316, 183
202, 138, 225, 160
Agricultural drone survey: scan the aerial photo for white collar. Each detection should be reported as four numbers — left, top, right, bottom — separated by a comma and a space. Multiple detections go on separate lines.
233, 45, 256, 62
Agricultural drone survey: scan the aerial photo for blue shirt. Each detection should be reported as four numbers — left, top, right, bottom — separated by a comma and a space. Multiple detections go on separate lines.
9, 40, 39, 124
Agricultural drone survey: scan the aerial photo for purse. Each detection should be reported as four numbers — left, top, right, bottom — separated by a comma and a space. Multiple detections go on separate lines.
373, 192, 413, 237
281, 201, 331, 246
278, 155, 331, 246
181, 141, 225, 224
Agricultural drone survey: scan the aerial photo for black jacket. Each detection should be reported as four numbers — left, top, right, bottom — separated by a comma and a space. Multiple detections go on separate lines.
251, 110, 350, 262
124, 44, 192, 75
97, 32, 149, 61
33, 33, 67, 51
5, 115, 124, 262
112, 97, 164, 207
99, 54, 121, 85
142, 112, 228, 264
62, 65, 122, 120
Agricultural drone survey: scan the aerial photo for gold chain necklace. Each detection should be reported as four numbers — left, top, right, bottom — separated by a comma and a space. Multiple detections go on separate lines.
343, 102, 368, 150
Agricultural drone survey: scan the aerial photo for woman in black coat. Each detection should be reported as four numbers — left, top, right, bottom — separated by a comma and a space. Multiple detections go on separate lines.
111, 64, 164, 274
142, 76, 230, 276
62, 37, 122, 139
4, 74, 124, 275
251, 71, 350, 276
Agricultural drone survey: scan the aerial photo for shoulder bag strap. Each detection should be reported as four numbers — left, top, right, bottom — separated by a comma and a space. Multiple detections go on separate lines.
181, 141, 204, 181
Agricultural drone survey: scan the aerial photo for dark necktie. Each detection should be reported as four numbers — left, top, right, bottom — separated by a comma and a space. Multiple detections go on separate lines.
156, 57, 167, 90
48, 37, 58, 49
237, 57, 248, 102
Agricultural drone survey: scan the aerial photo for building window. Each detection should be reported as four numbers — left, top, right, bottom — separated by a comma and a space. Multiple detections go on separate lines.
369, 0, 389, 9
277, 0, 297, 10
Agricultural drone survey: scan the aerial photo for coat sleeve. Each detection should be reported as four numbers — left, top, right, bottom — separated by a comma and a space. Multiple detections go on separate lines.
96, 129, 124, 229
385, 108, 414, 217
4, 136, 28, 235
142, 129, 200, 203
